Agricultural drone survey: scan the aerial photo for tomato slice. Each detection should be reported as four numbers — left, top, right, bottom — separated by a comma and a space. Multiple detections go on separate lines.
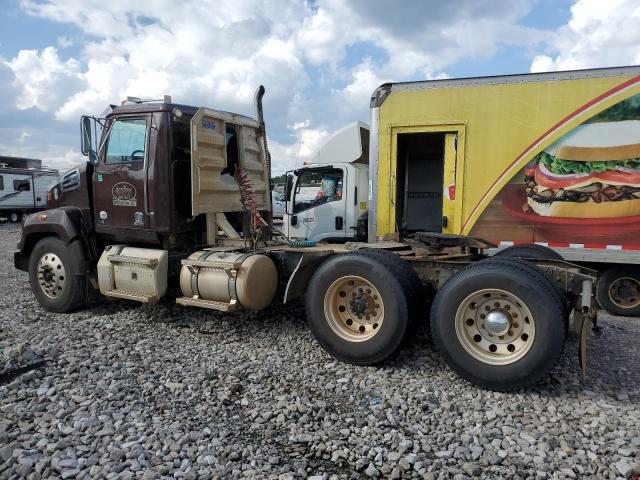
534, 165, 595, 189
598, 169, 640, 184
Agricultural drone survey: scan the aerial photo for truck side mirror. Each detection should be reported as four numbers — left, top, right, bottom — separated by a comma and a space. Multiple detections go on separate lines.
81, 116, 92, 156
89, 150, 100, 166
285, 173, 294, 202
81, 116, 100, 166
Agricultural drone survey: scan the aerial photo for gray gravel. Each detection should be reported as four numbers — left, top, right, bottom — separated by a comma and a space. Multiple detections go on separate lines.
0, 222, 639, 479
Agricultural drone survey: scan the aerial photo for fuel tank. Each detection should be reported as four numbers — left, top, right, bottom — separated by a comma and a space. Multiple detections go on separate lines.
179, 251, 278, 311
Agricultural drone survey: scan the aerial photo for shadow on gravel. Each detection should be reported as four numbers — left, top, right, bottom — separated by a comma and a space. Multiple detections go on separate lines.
0, 360, 48, 385
374, 313, 639, 398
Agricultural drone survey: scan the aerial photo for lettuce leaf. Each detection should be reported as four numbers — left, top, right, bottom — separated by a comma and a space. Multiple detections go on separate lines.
537, 151, 640, 175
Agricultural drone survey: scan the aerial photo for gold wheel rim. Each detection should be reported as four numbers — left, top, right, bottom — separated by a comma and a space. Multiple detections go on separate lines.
37, 252, 67, 299
608, 277, 640, 309
323, 275, 385, 342
455, 288, 535, 365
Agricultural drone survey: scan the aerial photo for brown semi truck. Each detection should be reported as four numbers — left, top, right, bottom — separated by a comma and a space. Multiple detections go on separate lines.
14, 84, 599, 391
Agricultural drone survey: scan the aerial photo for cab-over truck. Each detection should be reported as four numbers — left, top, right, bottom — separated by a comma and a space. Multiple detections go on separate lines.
14, 85, 599, 391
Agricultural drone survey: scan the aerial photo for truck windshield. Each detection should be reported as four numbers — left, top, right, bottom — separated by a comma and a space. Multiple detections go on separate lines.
105, 118, 147, 164
293, 168, 343, 214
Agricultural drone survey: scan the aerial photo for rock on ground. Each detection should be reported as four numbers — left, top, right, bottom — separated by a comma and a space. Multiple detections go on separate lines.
1, 223, 639, 479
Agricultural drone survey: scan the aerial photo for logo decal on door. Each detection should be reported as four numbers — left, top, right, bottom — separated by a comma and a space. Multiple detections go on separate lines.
112, 182, 137, 207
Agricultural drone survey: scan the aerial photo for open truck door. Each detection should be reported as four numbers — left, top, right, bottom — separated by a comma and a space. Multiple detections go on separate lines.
383, 126, 464, 237
189, 107, 271, 243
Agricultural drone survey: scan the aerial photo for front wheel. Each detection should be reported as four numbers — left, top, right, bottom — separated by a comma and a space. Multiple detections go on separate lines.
9, 211, 21, 223
306, 251, 411, 365
28, 237, 88, 313
431, 260, 566, 390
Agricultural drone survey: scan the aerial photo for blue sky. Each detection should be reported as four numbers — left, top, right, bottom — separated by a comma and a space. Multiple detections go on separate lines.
0, 0, 639, 174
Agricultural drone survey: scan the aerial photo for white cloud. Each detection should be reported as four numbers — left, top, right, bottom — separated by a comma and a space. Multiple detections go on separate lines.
7, 47, 84, 112
2, 0, 571, 173
297, 0, 545, 79
57, 36, 73, 48
530, 0, 640, 72
331, 60, 388, 118
268, 124, 331, 175
0, 140, 82, 172
296, 7, 349, 66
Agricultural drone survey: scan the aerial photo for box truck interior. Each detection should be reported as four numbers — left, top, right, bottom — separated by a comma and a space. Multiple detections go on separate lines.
395, 132, 445, 233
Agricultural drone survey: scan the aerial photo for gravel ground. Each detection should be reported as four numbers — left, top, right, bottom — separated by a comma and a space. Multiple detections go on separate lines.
0, 222, 639, 480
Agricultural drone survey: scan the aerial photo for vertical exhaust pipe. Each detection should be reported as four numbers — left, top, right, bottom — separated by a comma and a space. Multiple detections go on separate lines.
254, 85, 266, 137
253, 85, 270, 179
254, 85, 273, 230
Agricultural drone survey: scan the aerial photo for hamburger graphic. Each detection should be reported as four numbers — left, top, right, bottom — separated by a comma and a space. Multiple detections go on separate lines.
524, 120, 640, 218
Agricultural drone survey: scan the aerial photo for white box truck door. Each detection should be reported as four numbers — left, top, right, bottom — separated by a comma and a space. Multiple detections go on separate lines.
287, 166, 348, 242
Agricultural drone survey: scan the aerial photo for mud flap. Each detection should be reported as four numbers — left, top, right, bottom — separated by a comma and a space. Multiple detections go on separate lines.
283, 252, 332, 304
574, 309, 595, 382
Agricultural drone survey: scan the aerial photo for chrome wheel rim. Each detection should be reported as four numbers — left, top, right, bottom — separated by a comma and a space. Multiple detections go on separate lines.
37, 252, 66, 299
324, 275, 384, 342
608, 277, 640, 309
455, 288, 535, 365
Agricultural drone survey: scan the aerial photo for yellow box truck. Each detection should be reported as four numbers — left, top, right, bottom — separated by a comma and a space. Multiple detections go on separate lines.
285, 66, 640, 316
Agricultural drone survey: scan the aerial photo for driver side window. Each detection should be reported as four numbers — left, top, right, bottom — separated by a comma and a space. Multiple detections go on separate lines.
105, 118, 147, 164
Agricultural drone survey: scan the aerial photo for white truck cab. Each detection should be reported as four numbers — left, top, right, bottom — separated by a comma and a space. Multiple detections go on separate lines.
283, 122, 371, 242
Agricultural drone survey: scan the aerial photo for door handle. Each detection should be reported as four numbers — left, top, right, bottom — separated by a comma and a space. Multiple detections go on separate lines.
291, 215, 298, 226
335, 216, 343, 230
390, 173, 396, 206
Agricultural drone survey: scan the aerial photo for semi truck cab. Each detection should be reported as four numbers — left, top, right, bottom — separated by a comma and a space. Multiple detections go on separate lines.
14, 91, 273, 309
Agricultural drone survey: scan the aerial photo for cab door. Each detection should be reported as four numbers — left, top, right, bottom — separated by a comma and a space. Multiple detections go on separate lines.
286, 166, 347, 241
93, 116, 150, 229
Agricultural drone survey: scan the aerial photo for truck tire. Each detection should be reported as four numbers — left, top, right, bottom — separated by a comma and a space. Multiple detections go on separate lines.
28, 237, 88, 313
306, 251, 411, 365
596, 266, 640, 317
430, 260, 566, 391
9, 211, 21, 223
481, 256, 569, 321
494, 243, 563, 261
354, 248, 427, 322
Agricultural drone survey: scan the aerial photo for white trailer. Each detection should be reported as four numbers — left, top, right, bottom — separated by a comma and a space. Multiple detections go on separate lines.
0, 166, 58, 222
